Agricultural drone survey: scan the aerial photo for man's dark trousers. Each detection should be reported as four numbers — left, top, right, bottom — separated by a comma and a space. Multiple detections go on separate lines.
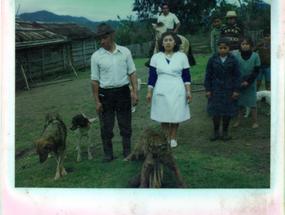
99, 85, 132, 159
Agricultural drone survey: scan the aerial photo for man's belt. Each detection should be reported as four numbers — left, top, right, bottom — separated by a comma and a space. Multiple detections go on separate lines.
99, 84, 129, 92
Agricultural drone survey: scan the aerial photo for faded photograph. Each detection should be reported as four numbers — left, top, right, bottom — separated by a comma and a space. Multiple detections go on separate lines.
15, 0, 271, 188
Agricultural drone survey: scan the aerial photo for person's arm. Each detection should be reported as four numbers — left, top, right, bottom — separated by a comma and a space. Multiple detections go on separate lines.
232, 58, 241, 99
146, 66, 157, 104
210, 29, 215, 54
204, 57, 213, 97
173, 13, 180, 33
174, 22, 181, 33
91, 80, 103, 113
91, 54, 103, 113
243, 66, 260, 86
182, 68, 192, 102
126, 48, 139, 105
242, 53, 261, 87
129, 72, 138, 105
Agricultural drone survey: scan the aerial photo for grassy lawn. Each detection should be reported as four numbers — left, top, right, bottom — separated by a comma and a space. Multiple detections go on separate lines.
15, 55, 270, 188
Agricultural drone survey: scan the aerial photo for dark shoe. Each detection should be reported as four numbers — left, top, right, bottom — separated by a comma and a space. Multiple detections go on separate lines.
122, 137, 131, 158
210, 132, 220, 141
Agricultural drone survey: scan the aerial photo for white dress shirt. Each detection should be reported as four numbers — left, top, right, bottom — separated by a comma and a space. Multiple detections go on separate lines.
157, 12, 180, 30
91, 44, 136, 88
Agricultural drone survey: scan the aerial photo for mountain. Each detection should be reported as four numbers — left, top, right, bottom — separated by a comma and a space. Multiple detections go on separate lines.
18, 10, 120, 31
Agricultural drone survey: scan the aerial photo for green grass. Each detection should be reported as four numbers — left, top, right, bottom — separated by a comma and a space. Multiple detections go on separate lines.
15, 56, 270, 188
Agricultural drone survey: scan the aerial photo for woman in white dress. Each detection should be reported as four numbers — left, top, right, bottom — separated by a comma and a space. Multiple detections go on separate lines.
146, 31, 192, 148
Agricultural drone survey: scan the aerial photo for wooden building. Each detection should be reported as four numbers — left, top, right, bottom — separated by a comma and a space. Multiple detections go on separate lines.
16, 20, 73, 89
34, 22, 97, 69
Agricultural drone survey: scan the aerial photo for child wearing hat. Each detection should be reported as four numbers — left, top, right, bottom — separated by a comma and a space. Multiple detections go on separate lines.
221, 11, 244, 51
204, 38, 241, 141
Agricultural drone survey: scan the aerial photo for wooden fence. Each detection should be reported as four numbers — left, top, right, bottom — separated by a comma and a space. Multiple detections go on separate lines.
71, 39, 97, 69
127, 41, 153, 58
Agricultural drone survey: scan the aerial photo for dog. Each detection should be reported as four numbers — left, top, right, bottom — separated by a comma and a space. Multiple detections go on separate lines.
244, 90, 271, 117
34, 112, 67, 180
257, 90, 271, 105
124, 128, 186, 188
70, 113, 96, 162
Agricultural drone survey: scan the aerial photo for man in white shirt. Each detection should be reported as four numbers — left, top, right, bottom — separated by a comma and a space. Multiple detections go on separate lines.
91, 23, 138, 162
157, 3, 181, 33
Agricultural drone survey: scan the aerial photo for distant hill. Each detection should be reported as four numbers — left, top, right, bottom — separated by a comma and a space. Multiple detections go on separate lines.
18, 10, 120, 31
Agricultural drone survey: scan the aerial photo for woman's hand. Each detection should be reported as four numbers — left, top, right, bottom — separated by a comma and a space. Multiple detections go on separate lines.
146, 90, 152, 104
187, 92, 192, 103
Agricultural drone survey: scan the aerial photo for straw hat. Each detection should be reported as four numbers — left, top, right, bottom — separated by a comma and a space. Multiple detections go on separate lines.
225, 11, 237, 18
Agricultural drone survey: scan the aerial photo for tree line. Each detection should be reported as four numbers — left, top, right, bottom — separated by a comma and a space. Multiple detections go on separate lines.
115, 0, 270, 45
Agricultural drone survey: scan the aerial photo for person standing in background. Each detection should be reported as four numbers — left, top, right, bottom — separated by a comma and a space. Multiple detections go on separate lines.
157, 3, 181, 33
255, 32, 271, 91
210, 15, 222, 54
221, 11, 244, 51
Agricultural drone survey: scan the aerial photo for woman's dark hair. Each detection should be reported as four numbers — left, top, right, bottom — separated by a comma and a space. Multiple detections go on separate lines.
239, 36, 253, 49
158, 31, 181, 52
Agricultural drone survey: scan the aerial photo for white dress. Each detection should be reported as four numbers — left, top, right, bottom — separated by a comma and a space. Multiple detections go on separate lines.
150, 52, 191, 123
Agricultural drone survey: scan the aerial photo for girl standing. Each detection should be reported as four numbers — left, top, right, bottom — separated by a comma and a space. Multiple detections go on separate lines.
233, 37, 261, 128
146, 31, 192, 148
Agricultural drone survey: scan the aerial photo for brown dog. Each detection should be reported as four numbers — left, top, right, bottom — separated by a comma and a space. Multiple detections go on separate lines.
125, 128, 186, 188
35, 113, 67, 180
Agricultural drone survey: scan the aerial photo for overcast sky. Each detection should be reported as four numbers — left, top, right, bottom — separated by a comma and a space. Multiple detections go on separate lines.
15, 0, 137, 21
15, 0, 271, 21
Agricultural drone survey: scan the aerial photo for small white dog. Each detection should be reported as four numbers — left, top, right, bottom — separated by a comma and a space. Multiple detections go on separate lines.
70, 113, 96, 162
256, 90, 271, 105
244, 90, 271, 117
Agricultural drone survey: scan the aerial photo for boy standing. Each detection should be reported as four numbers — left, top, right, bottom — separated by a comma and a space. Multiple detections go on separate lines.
210, 15, 222, 54
255, 33, 271, 90
204, 38, 241, 141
